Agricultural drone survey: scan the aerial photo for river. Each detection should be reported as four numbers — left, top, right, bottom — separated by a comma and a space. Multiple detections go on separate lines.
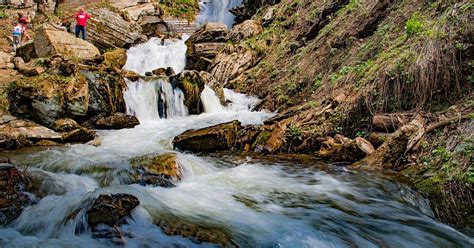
0, 1, 473, 247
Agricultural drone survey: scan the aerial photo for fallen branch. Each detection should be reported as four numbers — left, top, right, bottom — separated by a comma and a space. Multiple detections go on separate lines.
425, 113, 473, 133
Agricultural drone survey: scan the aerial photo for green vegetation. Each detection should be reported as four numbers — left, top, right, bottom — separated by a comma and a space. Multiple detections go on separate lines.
405, 14, 423, 36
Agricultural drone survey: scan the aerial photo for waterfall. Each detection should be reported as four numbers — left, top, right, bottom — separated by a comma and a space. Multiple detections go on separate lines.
124, 78, 187, 121
197, 0, 243, 28
201, 86, 225, 113
123, 36, 189, 76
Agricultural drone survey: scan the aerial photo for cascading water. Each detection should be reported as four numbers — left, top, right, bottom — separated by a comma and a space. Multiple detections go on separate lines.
1, 2, 474, 248
197, 0, 243, 28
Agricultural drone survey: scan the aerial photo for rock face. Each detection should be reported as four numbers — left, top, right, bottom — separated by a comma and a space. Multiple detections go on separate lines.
34, 24, 100, 59
209, 45, 256, 86
131, 153, 183, 187
87, 194, 140, 227
0, 164, 31, 225
171, 71, 206, 115
82, 70, 127, 116
185, 23, 228, 71
87, 8, 143, 51
229, 20, 263, 42
94, 113, 140, 130
173, 121, 242, 152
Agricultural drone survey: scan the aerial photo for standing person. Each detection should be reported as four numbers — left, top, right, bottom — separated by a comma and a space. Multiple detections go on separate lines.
75, 8, 90, 40
11, 22, 23, 53
17, 12, 31, 42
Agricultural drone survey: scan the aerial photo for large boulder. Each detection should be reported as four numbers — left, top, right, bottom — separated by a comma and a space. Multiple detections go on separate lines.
171, 71, 206, 115
173, 120, 242, 152
101, 48, 128, 70
34, 24, 100, 60
131, 153, 183, 187
94, 113, 140, 130
0, 164, 32, 225
83, 70, 127, 116
8, 74, 89, 126
185, 23, 228, 71
86, 8, 143, 51
87, 194, 140, 227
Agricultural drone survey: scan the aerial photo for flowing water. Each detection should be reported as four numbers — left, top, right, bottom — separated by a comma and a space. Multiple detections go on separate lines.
197, 0, 243, 28
1, 2, 474, 247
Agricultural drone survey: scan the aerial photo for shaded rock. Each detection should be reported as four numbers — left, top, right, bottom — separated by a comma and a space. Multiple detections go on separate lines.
171, 70, 206, 115
95, 113, 140, 130
131, 153, 183, 187
15, 42, 37, 62
87, 194, 140, 227
51, 118, 81, 132
83, 71, 127, 116
34, 24, 100, 59
319, 135, 374, 162
12, 57, 45, 76
0, 164, 31, 225
62, 128, 96, 143
8, 74, 88, 126
173, 120, 242, 152
86, 8, 143, 51
229, 20, 263, 42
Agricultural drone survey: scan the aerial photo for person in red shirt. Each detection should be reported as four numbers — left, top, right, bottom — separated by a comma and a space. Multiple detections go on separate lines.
75, 8, 91, 40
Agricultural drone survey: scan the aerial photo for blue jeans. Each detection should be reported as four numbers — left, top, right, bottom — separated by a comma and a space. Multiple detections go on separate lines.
75, 25, 86, 40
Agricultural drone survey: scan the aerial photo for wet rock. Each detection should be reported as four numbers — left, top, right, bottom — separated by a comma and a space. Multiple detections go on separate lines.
229, 20, 263, 42
185, 23, 228, 71
131, 153, 183, 187
0, 164, 31, 225
62, 128, 96, 143
157, 217, 231, 246
35, 140, 61, 147
87, 194, 140, 227
172, 70, 206, 115
51, 118, 81, 132
83, 71, 127, 116
200, 71, 225, 104
0, 116, 71, 150
152, 67, 175, 77
173, 120, 242, 152
34, 24, 100, 59
95, 113, 140, 130
27, 170, 67, 197
121, 70, 141, 81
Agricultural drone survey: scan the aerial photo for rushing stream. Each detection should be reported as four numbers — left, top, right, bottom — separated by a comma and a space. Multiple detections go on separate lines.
1, 1, 474, 247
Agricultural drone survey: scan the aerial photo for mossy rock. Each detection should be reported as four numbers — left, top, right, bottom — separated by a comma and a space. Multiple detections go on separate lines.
171, 70, 206, 115
131, 153, 183, 187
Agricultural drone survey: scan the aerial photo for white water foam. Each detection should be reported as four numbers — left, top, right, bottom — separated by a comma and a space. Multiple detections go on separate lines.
197, 0, 243, 28
123, 36, 189, 76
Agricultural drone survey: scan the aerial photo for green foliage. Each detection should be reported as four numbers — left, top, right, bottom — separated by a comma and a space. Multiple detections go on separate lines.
405, 14, 423, 36
0, 12, 8, 19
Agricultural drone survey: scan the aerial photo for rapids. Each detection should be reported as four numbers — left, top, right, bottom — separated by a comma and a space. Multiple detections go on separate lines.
1, 1, 473, 247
